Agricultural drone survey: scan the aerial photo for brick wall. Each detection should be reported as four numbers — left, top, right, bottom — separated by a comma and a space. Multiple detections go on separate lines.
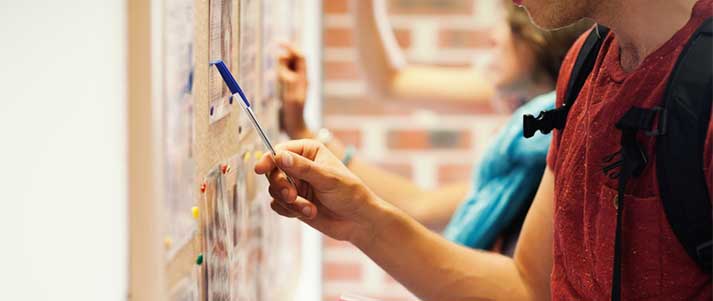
321, 1, 507, 300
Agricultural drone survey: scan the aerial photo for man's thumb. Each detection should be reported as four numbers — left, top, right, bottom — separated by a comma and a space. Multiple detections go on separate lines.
275, 151, 335, 186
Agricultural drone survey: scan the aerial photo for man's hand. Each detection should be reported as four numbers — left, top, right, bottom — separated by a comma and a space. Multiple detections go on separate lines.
254, 139, 380, 242
278, 44, 311, 139
255, 141, 555, 301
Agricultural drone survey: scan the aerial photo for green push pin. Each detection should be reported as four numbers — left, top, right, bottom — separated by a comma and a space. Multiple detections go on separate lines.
196, 253, 204, 265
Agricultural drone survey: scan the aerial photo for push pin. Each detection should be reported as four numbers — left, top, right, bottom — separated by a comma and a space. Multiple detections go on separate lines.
191, 206, 200, 220
221, 164, 230, 174
243, 152, 251, 163
254, 151, 264, 160
195, 253, 204, 265
164, 236, 173, 249
200, 182, 207, 193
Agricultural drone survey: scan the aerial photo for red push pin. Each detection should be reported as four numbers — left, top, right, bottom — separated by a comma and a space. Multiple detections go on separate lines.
221, 164, 230, 174
200, 182, 207, 193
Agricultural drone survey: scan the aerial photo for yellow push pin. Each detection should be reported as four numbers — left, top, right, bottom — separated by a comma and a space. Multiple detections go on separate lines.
243, 152, 251, 163
254, 151, 264, 160
191, 206, 200, 220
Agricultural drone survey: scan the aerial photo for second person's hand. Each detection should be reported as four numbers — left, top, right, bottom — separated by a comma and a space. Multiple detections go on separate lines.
278, 44, 312, 140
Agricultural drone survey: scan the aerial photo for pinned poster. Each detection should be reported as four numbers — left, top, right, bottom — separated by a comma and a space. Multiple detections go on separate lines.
223, 153, 249, 301
237, 148, 262, 301
200, 166, 233, 301
241, 186, 266, 301
208, 0, 236, 123
239, 0, 261, 113
224, 153, 248, 258
162, 0, 197, 259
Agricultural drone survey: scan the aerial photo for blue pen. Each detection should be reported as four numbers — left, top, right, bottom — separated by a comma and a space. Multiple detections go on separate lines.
211, 60, 296, 186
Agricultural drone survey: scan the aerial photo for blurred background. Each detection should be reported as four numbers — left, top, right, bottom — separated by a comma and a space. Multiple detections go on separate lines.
320, 1, 505, 300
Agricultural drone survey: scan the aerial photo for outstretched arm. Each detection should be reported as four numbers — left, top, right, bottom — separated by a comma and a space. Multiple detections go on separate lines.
355, 167, 555, 300
256, 140, 554, 300
352, 0, 494, 102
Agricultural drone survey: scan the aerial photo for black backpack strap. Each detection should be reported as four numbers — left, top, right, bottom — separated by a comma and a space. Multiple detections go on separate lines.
606, 107, 656, 301
562, 26, 610, 110
523, 25, 610, 138
606, 18, 713, 301
657, 17, 713, 273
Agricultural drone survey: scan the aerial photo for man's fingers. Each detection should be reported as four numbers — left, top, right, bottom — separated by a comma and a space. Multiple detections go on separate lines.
268, 170, 297, 204
265, 170, 319, 220
274, 150, 338, 188
270, 200, 300, 218
291, 196, 318, 219
270, 197, 317, 219
273, 139, 321, 159
254, 153, 277, 175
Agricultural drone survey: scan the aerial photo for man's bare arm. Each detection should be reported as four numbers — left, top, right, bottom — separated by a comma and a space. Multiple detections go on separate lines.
352, 168, 556, 300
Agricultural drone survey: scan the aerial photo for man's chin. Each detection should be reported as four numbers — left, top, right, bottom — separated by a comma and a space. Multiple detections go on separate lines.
522, 0, 590, 30
523, 6, 579, 30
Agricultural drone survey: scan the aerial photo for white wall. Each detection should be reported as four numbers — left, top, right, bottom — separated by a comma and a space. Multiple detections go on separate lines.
0, 1, 128, 300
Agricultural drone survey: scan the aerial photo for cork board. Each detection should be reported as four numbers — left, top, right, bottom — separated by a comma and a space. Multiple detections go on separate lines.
159, 0, 305, 299
165, 0, 246, 289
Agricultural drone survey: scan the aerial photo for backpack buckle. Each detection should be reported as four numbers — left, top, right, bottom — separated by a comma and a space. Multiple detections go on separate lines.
644, 106, 667, 136
523, 108, 568, 138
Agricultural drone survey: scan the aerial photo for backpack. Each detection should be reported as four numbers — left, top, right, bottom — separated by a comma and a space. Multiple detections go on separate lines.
523, 19, 713, 301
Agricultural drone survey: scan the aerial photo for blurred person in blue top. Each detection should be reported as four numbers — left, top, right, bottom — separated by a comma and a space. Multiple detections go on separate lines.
277, 0, 590, 255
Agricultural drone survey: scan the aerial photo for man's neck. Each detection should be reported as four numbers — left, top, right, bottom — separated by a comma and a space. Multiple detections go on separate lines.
592, 0, 698, 72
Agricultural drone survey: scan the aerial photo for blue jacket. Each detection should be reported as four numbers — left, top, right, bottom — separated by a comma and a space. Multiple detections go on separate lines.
443, 91, 554, 249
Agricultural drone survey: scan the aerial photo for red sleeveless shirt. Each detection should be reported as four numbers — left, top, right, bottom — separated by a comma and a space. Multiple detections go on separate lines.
548, 1, 713, 299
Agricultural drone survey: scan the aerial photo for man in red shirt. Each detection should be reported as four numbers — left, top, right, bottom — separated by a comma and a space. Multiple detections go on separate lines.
256, 0, 713, 299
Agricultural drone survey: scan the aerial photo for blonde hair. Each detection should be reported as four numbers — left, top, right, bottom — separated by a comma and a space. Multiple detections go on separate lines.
505, 3, 593, 82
